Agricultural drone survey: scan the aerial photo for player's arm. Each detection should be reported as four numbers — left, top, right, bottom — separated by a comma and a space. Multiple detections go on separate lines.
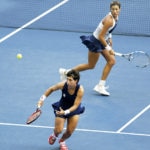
99, 16, 113, 49
107, 33, 113, 46
108, 38, 113, 46
37, 82, 65, 108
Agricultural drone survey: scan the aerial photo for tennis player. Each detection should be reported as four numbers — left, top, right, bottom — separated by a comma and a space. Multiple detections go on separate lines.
59, 1, 121, 96
37, 70, 85, 150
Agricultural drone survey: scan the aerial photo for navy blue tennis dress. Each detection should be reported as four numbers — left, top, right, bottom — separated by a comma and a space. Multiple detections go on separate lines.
80, 12, 118, 53
52, 82, 85, 118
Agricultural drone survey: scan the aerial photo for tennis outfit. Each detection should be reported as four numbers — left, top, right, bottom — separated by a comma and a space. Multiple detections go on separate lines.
80, 12, 118, 53
52, 82, 85, 118
59, 13, 118, 96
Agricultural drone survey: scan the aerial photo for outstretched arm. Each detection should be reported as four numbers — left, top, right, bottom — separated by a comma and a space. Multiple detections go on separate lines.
37, 82, 64, 108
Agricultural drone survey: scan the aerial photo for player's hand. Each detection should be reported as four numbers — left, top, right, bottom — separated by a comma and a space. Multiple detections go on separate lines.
37, 100, 44, 108
109, 49, 115, 55
56, 107, 65, 115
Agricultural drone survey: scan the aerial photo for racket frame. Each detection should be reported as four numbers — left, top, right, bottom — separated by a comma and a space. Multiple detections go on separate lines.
115, 51, 150, 68
26, 108, 42, 124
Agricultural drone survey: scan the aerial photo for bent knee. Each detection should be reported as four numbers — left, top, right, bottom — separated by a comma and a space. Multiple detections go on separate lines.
108, 59, 116, 66
54, 129, 63, 135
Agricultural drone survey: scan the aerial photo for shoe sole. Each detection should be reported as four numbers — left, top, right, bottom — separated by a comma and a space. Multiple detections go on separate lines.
93, 88, 110, 96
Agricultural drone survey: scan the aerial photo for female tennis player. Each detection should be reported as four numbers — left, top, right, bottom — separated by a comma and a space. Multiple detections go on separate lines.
59, 1, 121, 96
37, 70, 85, 150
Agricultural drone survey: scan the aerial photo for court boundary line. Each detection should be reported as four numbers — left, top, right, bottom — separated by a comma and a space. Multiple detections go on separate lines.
0, 0, 69, 43
116, 104, 150, 133
0, 122, 150, 137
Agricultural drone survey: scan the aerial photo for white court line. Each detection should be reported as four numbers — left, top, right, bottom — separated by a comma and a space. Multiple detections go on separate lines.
117, 104, 150, 133
0, 122, 150, 137
0, 0, 69, 43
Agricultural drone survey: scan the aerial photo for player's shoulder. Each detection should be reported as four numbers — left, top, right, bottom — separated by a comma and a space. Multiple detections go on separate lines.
103, 14, 113, 25
77, 85, 84, 97
78, 84, 84, 92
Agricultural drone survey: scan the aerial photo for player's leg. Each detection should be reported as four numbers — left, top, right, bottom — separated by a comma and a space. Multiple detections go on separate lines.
59, 115, 79, 150
48, 117, 66, 145
60, 115, 79, 141
101, 50, 116, 80
73, 50, 100, 71
59, 50, 100, 81
94, 50, 116, 96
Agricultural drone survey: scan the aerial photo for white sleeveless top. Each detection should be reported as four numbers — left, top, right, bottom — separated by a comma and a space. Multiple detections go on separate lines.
93, 12, 118, 40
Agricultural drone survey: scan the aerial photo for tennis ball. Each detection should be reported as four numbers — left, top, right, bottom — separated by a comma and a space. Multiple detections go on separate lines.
16, 53, 23, 60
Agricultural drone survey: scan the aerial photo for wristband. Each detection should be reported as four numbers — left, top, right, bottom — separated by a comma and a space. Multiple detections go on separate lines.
64, 109, 70, 115
40, 95, 46, 101
108, 33, 112, 39
105, 45, 111, 50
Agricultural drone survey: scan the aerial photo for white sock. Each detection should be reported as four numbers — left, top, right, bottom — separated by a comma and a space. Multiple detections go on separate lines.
99, 80, 106, 86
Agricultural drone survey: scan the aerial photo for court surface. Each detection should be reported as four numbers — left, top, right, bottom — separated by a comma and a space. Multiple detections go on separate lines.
0, 1, 150, 150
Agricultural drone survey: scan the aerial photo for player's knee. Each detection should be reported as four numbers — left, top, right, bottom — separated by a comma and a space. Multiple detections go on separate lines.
108, 59, 116, 66
54, 128, 63, 135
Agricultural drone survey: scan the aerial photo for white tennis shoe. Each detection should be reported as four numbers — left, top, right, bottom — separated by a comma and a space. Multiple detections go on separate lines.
59, 68, 67, 81
93, 84, 110, 96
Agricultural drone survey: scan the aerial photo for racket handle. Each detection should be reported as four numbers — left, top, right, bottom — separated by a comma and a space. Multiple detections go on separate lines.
36, 107, 40, 112
37, 104, 41, 110
115, 52, 122, 56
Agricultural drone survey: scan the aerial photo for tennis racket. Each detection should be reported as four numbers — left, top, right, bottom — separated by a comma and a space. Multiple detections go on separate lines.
26, 108, 42, 124
115, 51, 150, 68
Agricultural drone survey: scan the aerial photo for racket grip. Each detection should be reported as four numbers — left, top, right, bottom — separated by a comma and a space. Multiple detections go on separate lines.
115, 52, 122, 56
37, 104, 41, 109
36, 107, 40, 112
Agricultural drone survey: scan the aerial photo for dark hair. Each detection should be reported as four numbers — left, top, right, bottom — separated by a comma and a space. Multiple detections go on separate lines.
66, 69, 80, 82
110, 1, 121, 9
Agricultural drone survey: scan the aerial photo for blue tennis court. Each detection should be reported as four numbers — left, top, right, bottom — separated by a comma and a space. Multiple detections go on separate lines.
0, 0, 150, 150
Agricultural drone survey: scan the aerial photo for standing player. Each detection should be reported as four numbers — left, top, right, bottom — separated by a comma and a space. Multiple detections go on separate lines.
59, 1, 121, 96
37, 70, 85, 150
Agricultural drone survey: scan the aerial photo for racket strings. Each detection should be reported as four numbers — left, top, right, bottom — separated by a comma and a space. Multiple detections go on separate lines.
26, 109, 42, 124
131, 52, 150, 68
116, 51, 150, 68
